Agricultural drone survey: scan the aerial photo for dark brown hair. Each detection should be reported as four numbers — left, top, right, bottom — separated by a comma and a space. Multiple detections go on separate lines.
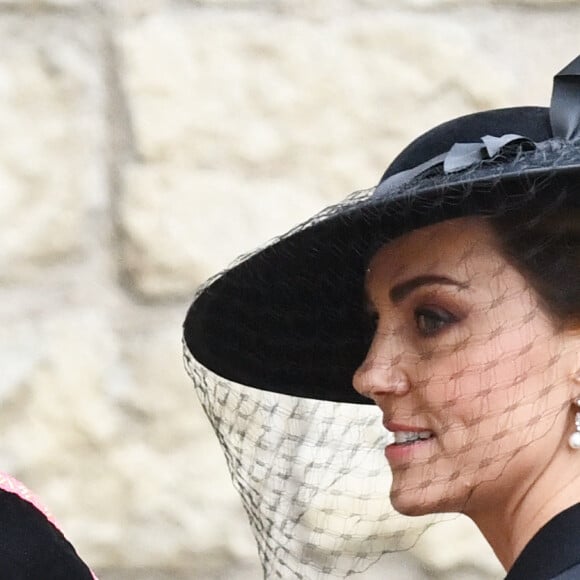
490, 208, 580, 332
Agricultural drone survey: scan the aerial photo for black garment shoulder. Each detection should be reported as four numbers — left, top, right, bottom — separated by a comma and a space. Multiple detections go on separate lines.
506, 503, 580, 580
551, 562, 580, 580
0, 488, 93, 579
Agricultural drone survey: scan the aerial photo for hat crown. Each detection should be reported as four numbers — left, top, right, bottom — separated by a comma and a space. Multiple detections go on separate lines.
380, 107, 551, 182
381, 54, 580, 184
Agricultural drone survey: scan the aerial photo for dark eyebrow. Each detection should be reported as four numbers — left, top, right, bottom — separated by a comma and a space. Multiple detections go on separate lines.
389, 275, 469, 304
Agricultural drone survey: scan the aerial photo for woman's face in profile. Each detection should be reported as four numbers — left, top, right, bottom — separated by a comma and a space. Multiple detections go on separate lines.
353, 217, 577, 518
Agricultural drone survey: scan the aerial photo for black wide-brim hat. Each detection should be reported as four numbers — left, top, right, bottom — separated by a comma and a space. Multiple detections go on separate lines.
184, 55, 580, 405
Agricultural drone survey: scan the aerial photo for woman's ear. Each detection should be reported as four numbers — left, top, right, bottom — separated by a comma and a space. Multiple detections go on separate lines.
571, 346, 580, 386
560, 333, 580, 394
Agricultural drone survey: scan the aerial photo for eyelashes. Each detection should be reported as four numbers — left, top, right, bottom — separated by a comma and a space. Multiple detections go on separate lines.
414, 306, 459, 337
366, 305, 462, 338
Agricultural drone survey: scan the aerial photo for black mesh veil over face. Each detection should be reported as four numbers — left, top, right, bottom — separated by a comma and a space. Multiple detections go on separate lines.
183, 57, 580, 578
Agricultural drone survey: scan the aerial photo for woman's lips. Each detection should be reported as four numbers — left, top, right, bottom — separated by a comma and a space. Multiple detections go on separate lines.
385, 436, 436, 463
383, 422, 436, 464
385, 421, 431, 431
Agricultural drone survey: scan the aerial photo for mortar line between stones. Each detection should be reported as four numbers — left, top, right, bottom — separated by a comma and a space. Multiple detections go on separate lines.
98, 4, 142, 302
179, 0, 580, 15
0, 1, 99, 17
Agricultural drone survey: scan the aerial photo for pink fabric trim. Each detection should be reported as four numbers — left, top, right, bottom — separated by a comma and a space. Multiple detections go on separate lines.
0, 470, 98, 579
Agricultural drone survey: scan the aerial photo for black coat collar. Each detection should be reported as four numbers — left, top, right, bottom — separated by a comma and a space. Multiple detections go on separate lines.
506, 503, 580, 580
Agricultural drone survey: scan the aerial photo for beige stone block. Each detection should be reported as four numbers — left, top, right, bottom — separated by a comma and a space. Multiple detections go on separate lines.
106, 0, 171, 16
118, 10, 512, 297
414, 515, 503, 577
0, 307, 260, 570
0, 312, 125, 563
108, 319, 260, 570
0, 15, 104, 281
120, 164, 329, 297
120, 11, 510, 168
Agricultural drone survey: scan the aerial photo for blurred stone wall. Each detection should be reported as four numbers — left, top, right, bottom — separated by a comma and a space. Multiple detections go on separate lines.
0, 0, 578, 578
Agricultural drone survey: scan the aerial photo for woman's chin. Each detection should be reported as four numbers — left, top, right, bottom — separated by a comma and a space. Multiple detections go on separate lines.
390, 495, 432, 517
390, 485, 457, 517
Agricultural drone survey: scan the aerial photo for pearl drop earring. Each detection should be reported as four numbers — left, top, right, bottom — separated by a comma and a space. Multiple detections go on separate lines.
568, 398, 580, 450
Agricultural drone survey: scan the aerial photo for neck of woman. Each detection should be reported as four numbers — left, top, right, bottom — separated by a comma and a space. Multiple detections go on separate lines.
466, 451, 580, 572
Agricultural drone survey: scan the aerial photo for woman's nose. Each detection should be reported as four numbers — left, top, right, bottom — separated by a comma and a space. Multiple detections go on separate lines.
352, 350, 410, 402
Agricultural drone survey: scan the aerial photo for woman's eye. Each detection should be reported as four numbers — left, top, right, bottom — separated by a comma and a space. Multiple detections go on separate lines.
414, 307, 457, 337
